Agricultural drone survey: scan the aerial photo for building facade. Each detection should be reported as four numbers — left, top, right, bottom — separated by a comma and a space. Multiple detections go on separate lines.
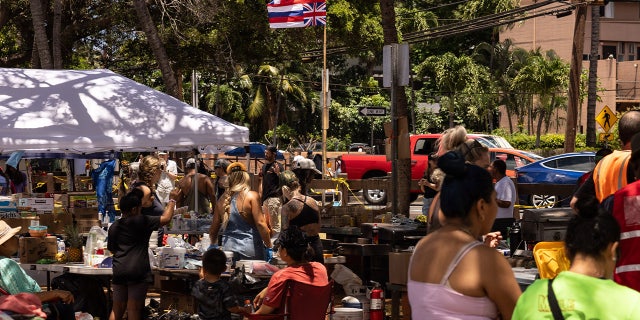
499, 0, 640, 136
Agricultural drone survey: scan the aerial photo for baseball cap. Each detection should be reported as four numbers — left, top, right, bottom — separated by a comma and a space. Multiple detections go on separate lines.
158, 151, 168, 155
293, 158, 322, 174
214, 159, 230, 170
186, 158, 196, 168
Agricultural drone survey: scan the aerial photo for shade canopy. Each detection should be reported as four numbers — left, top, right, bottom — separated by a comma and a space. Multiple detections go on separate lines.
0, 68, 249, 154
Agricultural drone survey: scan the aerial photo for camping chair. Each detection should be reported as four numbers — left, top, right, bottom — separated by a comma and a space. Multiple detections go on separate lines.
246, 280, 334, 320
533, 241, 570, 279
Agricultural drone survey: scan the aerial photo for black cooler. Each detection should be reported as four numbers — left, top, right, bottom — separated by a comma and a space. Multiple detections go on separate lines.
521, 208, 574, 243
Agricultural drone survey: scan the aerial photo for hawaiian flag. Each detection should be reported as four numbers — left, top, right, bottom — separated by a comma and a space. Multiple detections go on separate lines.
267, 0, 326, 29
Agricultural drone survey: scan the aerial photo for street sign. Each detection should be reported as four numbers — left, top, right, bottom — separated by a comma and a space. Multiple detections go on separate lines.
358, 106, 387, 117
596, 105, 618, 132
599, 132, 614, 142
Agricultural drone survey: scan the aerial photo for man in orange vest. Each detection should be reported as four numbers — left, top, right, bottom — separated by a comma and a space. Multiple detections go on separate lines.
571, 110, 640, 210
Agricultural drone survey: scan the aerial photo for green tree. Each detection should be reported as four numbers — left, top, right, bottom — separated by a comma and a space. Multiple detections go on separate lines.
415, 52, 494, 129
245, 65, 307, 141
511, 50, 570, 146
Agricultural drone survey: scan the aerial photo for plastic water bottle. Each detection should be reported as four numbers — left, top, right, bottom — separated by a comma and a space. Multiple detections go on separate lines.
57, 239, 65, 254
200, 234, 211, 252
244, 299, 255, 313
372, 224, 379, 244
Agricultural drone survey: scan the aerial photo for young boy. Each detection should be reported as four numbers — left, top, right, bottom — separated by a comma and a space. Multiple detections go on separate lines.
191, 249, 248, 320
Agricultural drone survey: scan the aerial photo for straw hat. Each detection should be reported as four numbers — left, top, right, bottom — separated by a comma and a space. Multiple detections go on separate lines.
0, 221, 21, 246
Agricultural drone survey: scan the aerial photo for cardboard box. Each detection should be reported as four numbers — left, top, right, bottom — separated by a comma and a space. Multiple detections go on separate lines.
75, 219, 101, 233
388, 251, 413, 285
38, 213, 73, 234
161, 280, 190, 293
19, 236, 57, 263
70, 195, 87, 208
70, 207, 99, 220
159, 291, 197, 313
53, 194, 69, 208
4, 217, 34, 232
0, 210, 20, 218
85, 195, 98, 208
18, 198, 54, 211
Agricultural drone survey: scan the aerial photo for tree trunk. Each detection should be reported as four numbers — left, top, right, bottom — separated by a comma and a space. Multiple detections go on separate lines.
132, 0, 181, 99
565, 5, 587, 152
30, 0, 53, 69
52, 0, 63, 69
587, 7, 600, 147
380, 0, 411, 216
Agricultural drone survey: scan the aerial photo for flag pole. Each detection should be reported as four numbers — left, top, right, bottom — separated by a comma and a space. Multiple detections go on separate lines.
321, 23, 328, 179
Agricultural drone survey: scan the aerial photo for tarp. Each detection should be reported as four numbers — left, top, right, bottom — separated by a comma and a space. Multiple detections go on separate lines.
225, 142, 285, 159
0, 68, 249, 153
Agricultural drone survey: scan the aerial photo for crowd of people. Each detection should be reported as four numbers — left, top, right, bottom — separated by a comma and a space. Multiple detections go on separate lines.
8, 113, 640, 319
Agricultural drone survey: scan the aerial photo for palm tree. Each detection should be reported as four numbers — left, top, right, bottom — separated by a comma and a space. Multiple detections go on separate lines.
415, 52, 493, 128
247, 65, 307, 140
511, 50, 570, 145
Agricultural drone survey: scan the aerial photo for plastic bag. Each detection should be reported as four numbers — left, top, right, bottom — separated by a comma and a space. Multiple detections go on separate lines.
228, 267, 269, 295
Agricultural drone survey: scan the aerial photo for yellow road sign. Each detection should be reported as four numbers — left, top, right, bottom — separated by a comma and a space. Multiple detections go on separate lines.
596, 105, 617, 132
599, 132, 614, 142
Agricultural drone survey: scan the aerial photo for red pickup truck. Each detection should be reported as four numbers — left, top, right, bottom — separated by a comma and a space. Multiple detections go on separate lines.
341, 133, 515, 204
340, 134, 438, 205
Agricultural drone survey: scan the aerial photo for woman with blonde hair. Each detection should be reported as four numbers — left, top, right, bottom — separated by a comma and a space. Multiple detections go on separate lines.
209, 162, 272, 260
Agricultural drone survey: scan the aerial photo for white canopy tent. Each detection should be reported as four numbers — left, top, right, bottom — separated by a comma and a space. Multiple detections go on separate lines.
0, 68, 249, 154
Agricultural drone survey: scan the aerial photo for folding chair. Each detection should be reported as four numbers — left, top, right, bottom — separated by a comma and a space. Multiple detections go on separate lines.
246, 280, 334, 320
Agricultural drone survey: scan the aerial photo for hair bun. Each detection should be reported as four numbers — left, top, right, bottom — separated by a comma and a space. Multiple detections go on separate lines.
437, 151, 467, 177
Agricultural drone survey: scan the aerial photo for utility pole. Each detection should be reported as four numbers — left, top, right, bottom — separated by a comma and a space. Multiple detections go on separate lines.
565, 3, 588, 152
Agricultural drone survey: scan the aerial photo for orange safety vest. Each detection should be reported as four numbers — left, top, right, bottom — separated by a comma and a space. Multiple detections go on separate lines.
593, 150, 631, 202
612, 181, 640, 291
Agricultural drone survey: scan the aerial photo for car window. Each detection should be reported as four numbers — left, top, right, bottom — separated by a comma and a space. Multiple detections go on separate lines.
494, 152, 516, 171
516, 156, 534, 167
414, 138, 437, 155
545, 155, 595, 172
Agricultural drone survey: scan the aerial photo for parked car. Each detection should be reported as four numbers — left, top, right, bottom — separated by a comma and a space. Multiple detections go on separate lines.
515, 152, 596, 208
489, 148, 542, 178
340, 133, 514, 205
471, 134, 515, 149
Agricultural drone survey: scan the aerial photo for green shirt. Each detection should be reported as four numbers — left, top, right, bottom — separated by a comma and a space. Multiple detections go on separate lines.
0, 256, 41, 294
513, 271, 640, 319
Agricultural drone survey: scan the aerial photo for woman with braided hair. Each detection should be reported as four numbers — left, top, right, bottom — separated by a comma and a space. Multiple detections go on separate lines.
209, 162, 272, 261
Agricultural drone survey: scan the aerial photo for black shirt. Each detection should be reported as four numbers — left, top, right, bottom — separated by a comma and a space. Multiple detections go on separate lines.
261, 161, 284, 203
108, 214, 160, 285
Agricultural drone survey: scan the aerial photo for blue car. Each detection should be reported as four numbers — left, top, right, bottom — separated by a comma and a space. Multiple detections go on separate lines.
515, 152, 596, 208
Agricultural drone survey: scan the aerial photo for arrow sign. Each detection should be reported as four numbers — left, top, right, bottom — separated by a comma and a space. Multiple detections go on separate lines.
358, 106, 387, 117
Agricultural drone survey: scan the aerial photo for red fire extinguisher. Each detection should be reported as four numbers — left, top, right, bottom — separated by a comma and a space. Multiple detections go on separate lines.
370, 281, 384, 320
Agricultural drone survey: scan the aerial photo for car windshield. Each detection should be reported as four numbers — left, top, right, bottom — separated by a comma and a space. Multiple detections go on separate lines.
474, 137, 499, 148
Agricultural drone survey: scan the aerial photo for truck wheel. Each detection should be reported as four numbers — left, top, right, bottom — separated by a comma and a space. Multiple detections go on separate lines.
363, 188, 387, 205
